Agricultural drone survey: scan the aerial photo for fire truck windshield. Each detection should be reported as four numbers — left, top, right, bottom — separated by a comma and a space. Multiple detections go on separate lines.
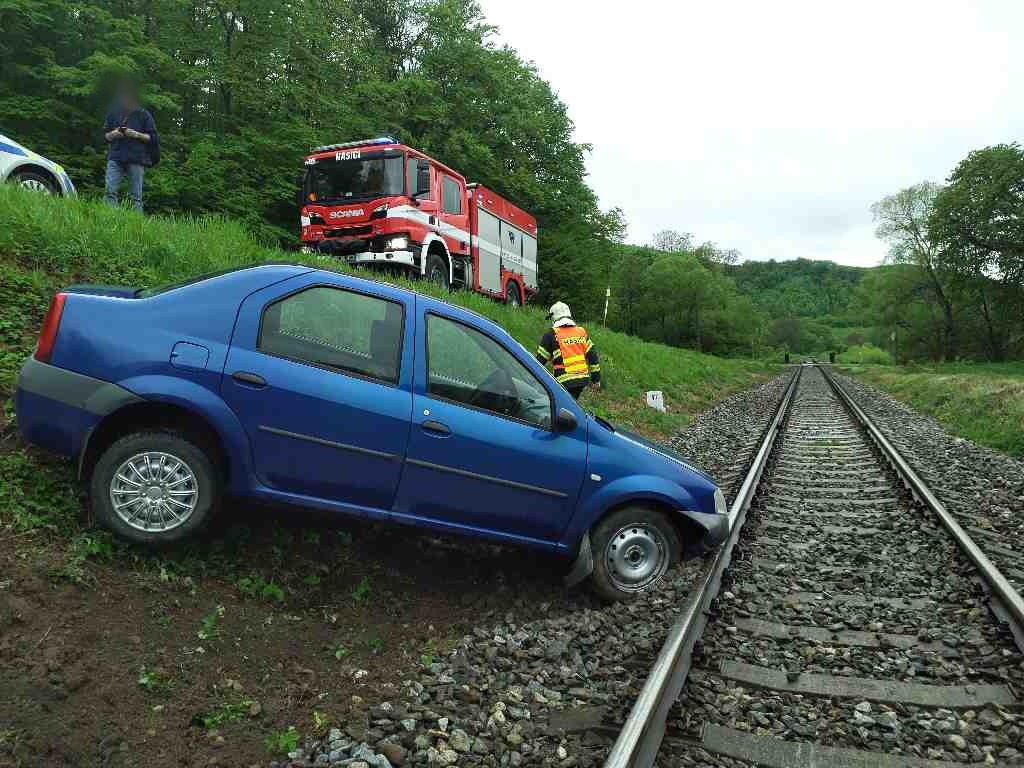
304, 154, 404, 203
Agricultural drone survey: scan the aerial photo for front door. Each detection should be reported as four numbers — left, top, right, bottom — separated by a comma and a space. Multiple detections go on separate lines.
392, 309, 588, 544
222, 278, 414, 512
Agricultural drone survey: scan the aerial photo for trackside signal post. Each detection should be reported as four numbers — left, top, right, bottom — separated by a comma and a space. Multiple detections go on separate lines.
299, 136, 537, 304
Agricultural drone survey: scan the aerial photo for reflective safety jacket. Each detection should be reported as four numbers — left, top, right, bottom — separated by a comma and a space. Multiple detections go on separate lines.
536, 324, 601, 388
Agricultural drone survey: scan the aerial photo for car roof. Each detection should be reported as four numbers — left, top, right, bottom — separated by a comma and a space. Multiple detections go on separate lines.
183, 263, 509, 338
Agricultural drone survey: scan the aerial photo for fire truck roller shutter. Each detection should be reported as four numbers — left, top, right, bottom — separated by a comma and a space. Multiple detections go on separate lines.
521, 231, 538, 290
499, 220, 530, 284
476, 208, 502, 293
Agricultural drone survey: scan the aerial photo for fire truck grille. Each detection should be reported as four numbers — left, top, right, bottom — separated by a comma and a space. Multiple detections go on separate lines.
325, 226, 373, 238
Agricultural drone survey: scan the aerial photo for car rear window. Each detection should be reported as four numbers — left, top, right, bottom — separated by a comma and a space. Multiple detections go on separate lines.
136, 266, 257, 298
259, 286, 404, 385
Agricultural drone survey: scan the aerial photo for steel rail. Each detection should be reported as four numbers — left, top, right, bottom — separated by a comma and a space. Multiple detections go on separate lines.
603, 366, 803, 768
820, 365, 1024, 651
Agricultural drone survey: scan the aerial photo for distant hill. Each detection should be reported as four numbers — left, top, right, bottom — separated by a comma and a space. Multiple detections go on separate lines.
728, 258, 878, 354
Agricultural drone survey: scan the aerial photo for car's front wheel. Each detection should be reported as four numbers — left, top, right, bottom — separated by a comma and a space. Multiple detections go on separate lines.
589, 506, 681, 601
12, 169, 56, 195
90, 432, 220, 544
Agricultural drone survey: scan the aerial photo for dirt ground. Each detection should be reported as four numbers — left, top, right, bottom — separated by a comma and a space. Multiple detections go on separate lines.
0, 488, 589, 768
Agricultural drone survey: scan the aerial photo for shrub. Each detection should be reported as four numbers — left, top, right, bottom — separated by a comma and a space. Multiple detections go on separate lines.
837, 344, 892, 365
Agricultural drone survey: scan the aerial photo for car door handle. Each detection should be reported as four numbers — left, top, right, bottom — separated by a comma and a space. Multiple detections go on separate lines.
421, 420, 451, 436
231, 371, 267, 388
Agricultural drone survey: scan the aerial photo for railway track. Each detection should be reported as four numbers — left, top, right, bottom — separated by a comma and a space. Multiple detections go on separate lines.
606, 365, 1024, 768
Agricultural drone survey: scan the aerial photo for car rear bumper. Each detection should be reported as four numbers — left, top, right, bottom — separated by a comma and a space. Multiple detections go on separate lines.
15, 356, 140, 460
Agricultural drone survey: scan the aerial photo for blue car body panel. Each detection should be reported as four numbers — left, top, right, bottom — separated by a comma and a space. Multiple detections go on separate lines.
220, 271, 416, 510
14, 264, 726, 559
391, 296, 590, 546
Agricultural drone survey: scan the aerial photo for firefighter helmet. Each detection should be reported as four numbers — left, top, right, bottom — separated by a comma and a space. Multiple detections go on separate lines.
548, 301, 573, 324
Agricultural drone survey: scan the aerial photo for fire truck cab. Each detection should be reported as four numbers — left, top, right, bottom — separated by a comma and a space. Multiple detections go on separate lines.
299, 137, 537, 305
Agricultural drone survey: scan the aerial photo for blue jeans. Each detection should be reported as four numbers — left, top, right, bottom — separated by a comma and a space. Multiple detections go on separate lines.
104, 160, 145, 213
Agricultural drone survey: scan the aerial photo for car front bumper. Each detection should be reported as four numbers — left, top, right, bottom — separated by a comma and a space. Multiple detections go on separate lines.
683, 508, 729, 550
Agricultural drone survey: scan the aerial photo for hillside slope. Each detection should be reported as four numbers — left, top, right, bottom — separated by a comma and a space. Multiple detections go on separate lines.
844, 363, 1024, 457
0, 186, 770, 440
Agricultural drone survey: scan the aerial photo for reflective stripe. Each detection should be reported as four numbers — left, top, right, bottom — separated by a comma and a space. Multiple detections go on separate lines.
589, 364, 601, 372
536, 347, 550, 360
556, 371, 591, 384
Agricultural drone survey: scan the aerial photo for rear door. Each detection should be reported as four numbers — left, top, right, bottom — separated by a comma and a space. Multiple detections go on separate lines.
392, 305, 589, 544
221, 275, 414, 512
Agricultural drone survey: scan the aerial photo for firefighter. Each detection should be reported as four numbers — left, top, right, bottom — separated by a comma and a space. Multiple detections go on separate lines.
536, 301, 601, 400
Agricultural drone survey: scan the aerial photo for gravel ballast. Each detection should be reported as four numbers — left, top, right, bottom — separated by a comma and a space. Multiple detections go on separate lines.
833, 372, 1024, 590
272, 373, 795, 768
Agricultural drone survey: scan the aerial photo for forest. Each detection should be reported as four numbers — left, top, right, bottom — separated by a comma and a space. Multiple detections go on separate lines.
2, 0, 1022, 361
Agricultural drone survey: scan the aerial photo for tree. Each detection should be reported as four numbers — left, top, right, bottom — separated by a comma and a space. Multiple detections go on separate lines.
871, 182, 957, 360
931, 143, 1024, 360
651, 229, 693, 253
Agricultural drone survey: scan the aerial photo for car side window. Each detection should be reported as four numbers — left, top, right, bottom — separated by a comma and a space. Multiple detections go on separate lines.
427, 314, 551, 428
259, 286, 403, 385
442, 176, 462, 215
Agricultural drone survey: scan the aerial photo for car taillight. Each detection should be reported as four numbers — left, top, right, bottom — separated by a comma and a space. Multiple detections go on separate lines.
35, 292, 67, 363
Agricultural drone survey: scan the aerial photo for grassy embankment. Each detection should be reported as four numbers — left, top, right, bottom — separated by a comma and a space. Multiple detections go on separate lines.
843, 362, 1024, 458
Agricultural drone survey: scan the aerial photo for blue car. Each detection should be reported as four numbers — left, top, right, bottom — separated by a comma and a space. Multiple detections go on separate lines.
15, 265, 727, 599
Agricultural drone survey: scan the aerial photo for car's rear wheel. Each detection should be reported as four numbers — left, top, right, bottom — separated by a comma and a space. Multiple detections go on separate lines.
12, 170, 56, 195
90, 432, 219, 544
589, 506, 681, 601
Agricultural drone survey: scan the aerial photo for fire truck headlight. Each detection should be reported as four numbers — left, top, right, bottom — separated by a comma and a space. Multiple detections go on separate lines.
386, 236, 409, 250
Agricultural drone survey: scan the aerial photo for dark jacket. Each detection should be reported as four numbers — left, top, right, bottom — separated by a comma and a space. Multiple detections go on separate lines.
104, 107, 157, 166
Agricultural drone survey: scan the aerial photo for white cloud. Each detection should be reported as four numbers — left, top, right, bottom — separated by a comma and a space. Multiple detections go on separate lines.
478, 0, 1024, 266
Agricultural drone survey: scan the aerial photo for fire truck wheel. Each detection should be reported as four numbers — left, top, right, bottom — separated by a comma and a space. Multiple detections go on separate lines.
426, 252, 450, 291
505, 281, 522, 307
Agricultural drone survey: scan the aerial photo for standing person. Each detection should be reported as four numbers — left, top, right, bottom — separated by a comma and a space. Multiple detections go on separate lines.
103, 82, 158, 213
536, 301, 601, 400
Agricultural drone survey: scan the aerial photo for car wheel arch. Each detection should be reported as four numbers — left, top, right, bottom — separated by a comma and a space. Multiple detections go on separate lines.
567, 483, 706, 559
10, 163, 60, 192
593, 497, 706, 552
80, 400, 230, 483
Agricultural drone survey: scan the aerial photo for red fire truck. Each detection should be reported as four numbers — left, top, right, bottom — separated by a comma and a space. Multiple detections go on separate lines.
299, 136, 537, 305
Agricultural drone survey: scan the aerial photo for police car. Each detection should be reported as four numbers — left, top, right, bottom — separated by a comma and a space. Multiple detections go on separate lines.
1, 133, 76, 196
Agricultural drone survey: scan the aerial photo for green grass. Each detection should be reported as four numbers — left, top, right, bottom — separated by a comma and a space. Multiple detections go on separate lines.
843, 362, 1024, 457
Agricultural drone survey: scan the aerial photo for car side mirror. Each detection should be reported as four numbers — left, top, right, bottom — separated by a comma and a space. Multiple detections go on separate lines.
554, 408, 577, 432
295, 173, 306, 207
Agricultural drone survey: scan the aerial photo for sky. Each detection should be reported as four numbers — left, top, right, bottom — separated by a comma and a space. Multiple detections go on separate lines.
477, 1, 1024, 267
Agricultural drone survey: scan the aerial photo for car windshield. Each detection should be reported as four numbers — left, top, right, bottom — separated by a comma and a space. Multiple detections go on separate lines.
305, 154, 404, 203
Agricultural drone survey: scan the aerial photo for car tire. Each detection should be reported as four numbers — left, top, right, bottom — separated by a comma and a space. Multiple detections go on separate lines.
589, 506, 681, 601
505, 281, 521, 307
11, 170, 56, 195
90, 431, 220, 545
426, 252, 450, 291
